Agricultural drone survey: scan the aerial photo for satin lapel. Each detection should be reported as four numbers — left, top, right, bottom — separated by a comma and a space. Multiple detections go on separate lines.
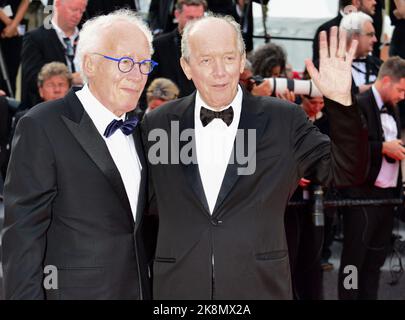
132, 125, 147, 231
61, 90, 134, 227
175, 94, 210, 215
213, 93, 266, 216
369, 90, 384, 140
393, 107, 402, 139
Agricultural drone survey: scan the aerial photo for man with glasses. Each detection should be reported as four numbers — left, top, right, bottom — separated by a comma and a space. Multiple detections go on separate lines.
2, 10, 157, 299
340, 11, 382, 94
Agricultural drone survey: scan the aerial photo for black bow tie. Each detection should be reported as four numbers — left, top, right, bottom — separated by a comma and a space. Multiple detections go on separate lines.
103, 116, 139, 138
380, 104, 395, 116
200, 106, 234, 127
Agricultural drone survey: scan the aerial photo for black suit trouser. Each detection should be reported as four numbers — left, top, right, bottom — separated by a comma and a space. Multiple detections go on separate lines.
338, 186, 396, 300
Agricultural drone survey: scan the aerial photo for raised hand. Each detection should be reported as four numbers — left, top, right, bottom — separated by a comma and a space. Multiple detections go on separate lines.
305, 26, 358, 106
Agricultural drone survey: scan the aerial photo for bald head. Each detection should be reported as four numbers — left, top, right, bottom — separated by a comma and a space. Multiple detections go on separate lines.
181, 15, 245, 62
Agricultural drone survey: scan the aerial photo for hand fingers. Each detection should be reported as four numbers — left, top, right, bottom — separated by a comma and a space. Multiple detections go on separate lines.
290, 91, 296, 101
337, 27, 347, 59
347, 39, 358, 63
319, 31, 328, 60
329, 26, 338, 58
305, 59, 321, 89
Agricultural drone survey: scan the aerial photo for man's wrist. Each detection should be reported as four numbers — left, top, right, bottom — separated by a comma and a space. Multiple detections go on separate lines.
327, 94, 352, 106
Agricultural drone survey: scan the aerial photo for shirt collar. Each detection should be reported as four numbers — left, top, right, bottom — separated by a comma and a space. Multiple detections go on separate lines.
75, 84, 126, 137
195, 85, 243, 128
371, 85, 384, 110
51, 17, 79, 42
195, 85, 242, 112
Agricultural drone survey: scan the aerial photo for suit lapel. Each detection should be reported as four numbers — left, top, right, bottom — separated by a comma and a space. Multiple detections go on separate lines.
213, 92, 266, 216
47, 27, 68, 64
132, 124, 148, 230
369, 90, 384, 140
61, 90, 135, 227
174, 94, 211, 215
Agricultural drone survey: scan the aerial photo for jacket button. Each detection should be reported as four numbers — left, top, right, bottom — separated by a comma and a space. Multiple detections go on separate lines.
211, 218, 223, 226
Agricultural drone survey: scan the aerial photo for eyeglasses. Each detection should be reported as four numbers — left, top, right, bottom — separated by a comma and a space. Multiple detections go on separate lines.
92, 53, 158, 75
361, 31, 376, 38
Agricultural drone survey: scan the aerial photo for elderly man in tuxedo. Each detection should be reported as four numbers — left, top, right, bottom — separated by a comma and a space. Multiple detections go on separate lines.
2, 10, 156, 300
142, 15, 368, 300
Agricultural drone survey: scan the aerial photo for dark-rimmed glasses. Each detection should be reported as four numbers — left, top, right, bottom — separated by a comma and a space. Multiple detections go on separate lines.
93, 53, 158, 75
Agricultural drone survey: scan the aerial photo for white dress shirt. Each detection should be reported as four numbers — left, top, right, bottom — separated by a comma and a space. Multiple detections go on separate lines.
195, 86, 243, 214
76, 84, 142, 221
372, 86, 399, 188
352, 57, 377, 87
51, 18, 81, 73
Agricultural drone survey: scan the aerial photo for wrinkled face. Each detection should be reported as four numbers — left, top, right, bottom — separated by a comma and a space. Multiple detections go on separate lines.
39, 75, 70, 101
84, 23, 151, 116
355, 21, 377, 57
175, 4, 205, 33
383, 78, 405, 106
181, 20, 245, 110
359, 0, 376, 15
55, 0, 87, 31
302, 96, 325, 117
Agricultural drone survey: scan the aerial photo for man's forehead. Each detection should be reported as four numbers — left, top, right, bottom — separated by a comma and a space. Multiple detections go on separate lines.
189, 21, 237, 50
102, 24, 149, 53
363, 21, 374, 31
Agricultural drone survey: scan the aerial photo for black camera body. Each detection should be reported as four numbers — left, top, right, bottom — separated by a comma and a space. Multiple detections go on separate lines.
250, 75, 265, 85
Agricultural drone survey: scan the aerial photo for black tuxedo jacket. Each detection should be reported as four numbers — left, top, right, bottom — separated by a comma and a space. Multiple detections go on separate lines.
2, 90, 151, 299
21, 26, 67, 109
148, 0, 176, 35
83, 0, 138, 21
149, 29, 195, 98
357, 88, 401, 187
142, 90, 368, 299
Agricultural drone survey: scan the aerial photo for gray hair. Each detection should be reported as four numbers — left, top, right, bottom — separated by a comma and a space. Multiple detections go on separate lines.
340, 11, 373, 39
37, 62, 72, 87
76, 9, 153, 82
181, 14, 246, 62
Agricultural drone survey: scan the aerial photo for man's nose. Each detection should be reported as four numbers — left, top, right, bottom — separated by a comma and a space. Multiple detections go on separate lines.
127, 64, 143, 80
372, 35, 377, 43
212, 60, 226, 77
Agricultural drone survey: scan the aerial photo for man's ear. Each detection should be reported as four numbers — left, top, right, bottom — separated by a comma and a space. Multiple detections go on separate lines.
174, 9, 180, 21
382, 75, 392, 86
38, 86, 44, 99
240, 53, 247, 74
180, 57, 192, 80
352, 0, 361, 9
83, 54, 95, 79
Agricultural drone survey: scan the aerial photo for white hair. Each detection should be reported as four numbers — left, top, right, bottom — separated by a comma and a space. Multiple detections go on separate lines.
340, 11, 373, 39
181, 14, 246, 62
76, 9, 153, 82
